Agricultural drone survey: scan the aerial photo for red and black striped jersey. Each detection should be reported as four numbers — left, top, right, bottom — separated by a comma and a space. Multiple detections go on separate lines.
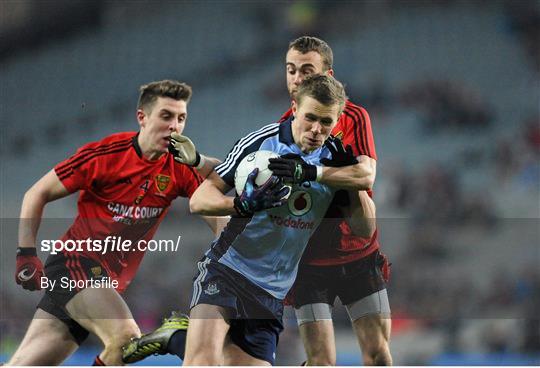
54, 132, 202, 292
279, 100, 379, 265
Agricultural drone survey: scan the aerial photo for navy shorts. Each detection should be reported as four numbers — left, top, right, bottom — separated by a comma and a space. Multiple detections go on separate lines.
290, 250, 386, 308
190, 257, 284, 365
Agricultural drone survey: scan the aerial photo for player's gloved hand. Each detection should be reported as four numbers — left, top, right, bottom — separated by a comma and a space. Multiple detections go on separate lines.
15, 247, 44, 291
268, 153, 317, 184
233, 168, 290, 217
376, 251, 391, 283
168, 132, 201, 167
320, 136, 358, 167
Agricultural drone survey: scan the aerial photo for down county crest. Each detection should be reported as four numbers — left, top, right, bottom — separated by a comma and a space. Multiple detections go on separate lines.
288, 190, 312, 217
155, 174, 171, 192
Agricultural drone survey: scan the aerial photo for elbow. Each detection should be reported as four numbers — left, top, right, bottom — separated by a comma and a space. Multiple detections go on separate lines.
363, 173, 375, 190
22, 187, 34, 204
350, 157, 376, 190
353, 166, 375, 190
189, 193, 204, 214
23, 185, 47, 207
189, 199, 203, 215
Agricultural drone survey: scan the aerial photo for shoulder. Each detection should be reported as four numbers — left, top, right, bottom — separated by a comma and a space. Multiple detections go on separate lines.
234, 122, 281, 149
60, 132, 136, 169
75, 132, 136, 153
215, 123, 280, 177
247, 122, 281, 137
340, 100, 370, 126
101, 131, 137, 143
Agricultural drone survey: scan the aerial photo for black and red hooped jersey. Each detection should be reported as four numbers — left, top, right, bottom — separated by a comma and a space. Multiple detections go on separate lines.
54, 132, 202, 291
279, 100, 380, 265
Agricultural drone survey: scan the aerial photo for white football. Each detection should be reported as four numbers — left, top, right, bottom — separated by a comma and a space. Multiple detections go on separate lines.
234, 150, 279, 195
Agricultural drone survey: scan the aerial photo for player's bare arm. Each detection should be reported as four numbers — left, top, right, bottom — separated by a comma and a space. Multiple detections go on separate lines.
19, 169, 71, 248
189, 171, 237, 216
196, 155, 222, 178
344, 189, 377, 238
191, 169, 288, 217
16, 169, 71, 291
270, 134, 376, 190
320, 154, 376, 190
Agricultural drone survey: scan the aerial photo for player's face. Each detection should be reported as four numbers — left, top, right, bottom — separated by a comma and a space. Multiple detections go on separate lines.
292, 96, 341, 153
137, 97, 187, 159
286, 49, 332, 99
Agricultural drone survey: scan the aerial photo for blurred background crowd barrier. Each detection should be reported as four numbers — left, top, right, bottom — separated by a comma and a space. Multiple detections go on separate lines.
1, 0, 539, 365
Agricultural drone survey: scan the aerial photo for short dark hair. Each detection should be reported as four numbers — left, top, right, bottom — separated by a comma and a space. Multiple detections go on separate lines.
288, 36, 333, 71
138, 80, 192, 111
296, 74, 346, 113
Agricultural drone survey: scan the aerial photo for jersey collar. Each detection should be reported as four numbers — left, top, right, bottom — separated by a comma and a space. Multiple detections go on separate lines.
132, 133, 143, 158
279, 117, 295, 145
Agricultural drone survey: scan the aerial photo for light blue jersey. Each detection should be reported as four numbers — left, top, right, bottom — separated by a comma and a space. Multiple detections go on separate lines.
207, 119, 335, 299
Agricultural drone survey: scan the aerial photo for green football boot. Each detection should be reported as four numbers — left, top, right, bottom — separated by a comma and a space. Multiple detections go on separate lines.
122, 311, 189, 363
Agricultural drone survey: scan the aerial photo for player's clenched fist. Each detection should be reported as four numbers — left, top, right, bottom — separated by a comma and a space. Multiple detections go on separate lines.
168, 132, 201, 167
15, 247, 43, 291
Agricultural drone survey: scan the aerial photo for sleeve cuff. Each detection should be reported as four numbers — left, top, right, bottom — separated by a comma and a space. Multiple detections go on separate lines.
315, 165, 323, 182
195, 154, 206, 170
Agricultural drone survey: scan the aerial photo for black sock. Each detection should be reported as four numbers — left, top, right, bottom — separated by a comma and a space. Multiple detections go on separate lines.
167, 329, 187, 360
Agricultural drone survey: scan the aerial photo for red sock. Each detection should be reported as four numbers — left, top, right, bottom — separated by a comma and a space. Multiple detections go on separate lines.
92, 355, 106, 366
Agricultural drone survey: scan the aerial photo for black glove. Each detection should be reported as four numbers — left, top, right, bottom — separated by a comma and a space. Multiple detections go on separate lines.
233, 168, 290, 217
268, 153, 317, 184
15, 247, 44, 291
320, 136, 358, 167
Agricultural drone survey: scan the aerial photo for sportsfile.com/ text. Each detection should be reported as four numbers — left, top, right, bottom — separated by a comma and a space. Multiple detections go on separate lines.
40, 235, 182, 255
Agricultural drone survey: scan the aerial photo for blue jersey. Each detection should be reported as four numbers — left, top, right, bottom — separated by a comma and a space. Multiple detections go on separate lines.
207, 119, 335, 299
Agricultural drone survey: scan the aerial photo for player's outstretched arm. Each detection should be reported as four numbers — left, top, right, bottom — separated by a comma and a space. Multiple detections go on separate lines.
17, 169, 71, 290
345, 190, 377, 238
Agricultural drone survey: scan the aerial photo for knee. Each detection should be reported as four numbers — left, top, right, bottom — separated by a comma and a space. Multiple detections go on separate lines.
307, 350, 336, 366
304, 341, 336, 365
102, 324, 140, 356
308, 357, 336, 366
362, 345, 392, 366
184, 341, 223, 365
184, 352, 223, 365
184, 356, 222, 365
